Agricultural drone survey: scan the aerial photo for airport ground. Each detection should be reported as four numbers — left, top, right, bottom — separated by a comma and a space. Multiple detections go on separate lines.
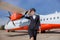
0, 29, 60, 40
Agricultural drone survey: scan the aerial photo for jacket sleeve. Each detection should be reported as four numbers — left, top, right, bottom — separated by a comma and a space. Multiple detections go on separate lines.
21, 11, 30, 19
36, 15, 40, 28
21, 15, 30, 19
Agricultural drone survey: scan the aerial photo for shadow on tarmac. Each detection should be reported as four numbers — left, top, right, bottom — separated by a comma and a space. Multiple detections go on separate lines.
6, 31, 60, 37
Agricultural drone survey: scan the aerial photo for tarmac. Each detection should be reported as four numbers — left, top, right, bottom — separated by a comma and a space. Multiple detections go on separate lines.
0, 29, 60, 40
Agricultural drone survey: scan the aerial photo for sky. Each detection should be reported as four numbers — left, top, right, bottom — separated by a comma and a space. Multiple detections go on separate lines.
0, 0, 60, 25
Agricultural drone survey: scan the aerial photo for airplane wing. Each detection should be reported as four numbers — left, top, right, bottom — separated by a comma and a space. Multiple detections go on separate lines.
0, 2, 26, 15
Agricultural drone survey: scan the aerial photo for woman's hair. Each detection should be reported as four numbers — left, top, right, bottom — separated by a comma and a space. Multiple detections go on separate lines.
25, 8, 36, 14
30, 8, 36, 13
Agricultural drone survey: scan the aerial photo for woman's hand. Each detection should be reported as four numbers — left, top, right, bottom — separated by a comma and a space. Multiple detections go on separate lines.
27, 10, 30, 15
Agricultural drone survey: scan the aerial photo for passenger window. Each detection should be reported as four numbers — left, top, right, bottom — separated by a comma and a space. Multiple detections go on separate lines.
43, 19, 45, 21
57, 17, 59, 19
46, 18, 48, 20
53, 17, 55, 19
50, 18, 52, 20
41, 19, 42, 21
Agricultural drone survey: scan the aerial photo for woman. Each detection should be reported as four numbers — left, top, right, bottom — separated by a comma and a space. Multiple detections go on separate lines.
21, 8, 40, 40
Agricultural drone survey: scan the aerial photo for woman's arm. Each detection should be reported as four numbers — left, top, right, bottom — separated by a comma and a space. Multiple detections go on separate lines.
21, 11, 30, 19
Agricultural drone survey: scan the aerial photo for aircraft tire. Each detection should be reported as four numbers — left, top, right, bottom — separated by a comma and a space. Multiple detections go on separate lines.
41, 30, 45, 33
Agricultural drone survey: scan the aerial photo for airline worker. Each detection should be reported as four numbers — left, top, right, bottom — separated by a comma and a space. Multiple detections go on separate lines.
21, 8, 40, 40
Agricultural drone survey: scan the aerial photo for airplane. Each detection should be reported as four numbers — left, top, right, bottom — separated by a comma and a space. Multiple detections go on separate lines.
0, 2, 60, 33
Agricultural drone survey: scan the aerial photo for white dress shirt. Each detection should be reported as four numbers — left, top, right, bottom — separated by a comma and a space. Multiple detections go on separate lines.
33, 15, 36, 19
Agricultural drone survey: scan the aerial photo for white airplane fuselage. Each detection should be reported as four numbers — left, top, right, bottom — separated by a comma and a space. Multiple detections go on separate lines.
5, 12, 60, 32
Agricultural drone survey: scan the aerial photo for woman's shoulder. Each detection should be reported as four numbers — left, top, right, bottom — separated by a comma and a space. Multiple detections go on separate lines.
36, 15, 40, 17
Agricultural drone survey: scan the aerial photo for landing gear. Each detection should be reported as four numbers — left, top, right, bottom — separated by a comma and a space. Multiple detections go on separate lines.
11, 30, 15, 32
41, 30, 46, 33
6, 30, 10, 32
6, 30, 15, 32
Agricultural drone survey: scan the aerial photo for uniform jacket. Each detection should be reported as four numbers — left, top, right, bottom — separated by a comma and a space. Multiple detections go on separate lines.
22, 14, 40, 30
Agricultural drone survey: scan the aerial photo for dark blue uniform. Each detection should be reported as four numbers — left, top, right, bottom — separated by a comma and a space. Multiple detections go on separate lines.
22, 14, 40, 40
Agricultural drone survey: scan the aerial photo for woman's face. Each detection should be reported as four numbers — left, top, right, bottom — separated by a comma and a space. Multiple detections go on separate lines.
29, 11, 35, 16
